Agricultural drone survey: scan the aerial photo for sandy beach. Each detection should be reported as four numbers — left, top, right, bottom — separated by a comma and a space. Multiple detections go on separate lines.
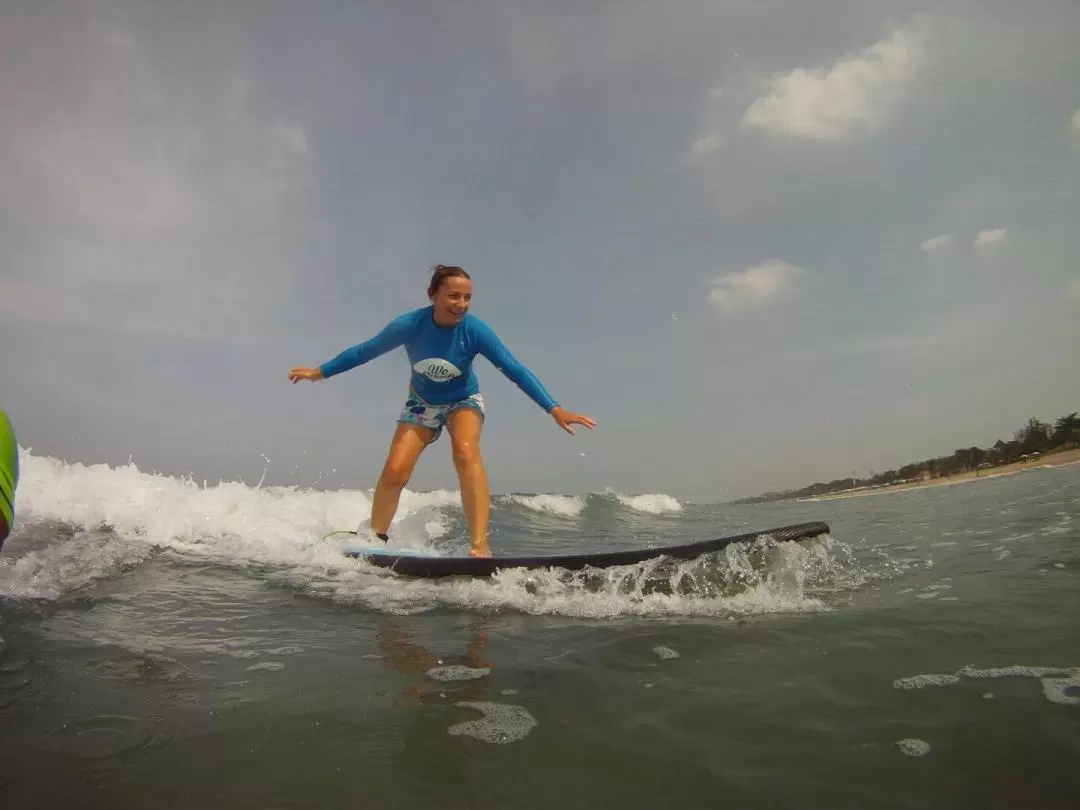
807, 446, 1080, 501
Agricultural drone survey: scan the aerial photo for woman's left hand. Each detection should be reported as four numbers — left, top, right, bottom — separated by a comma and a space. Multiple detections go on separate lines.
550, 406, 597, 436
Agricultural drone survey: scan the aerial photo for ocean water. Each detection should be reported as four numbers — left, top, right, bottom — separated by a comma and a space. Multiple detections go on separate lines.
1, 450, 1078, 809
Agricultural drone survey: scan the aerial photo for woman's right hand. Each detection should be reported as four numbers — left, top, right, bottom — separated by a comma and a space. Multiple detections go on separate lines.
288, 367, 324, 383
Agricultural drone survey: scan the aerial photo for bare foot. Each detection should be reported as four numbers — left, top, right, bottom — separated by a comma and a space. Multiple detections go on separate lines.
469, 542, 491, 558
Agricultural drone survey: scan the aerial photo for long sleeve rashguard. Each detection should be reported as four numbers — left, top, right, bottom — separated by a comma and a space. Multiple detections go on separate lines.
318, 307, 559, 412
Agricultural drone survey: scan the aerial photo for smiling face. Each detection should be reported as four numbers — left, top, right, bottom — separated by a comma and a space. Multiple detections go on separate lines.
430, 274, 473, 326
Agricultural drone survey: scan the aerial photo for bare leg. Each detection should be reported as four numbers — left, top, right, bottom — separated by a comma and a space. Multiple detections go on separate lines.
370, 423, 436, 536
446, 407, 490, 557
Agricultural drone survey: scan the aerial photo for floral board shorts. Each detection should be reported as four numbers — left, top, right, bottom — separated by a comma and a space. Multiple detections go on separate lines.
397, 389, 485, 441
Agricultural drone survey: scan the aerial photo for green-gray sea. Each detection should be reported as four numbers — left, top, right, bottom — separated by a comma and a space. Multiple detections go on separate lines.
2, 451, 1078, 809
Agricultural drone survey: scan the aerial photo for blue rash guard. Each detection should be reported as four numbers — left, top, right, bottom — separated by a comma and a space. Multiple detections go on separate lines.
318, 306, 559, 412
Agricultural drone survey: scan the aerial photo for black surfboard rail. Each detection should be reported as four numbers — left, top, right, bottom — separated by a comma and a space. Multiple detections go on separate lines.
348, 520, 831, 578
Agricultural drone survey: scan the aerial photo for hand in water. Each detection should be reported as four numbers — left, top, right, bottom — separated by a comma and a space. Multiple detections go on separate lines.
550, 406, 597, 436
289, 367, 323, 383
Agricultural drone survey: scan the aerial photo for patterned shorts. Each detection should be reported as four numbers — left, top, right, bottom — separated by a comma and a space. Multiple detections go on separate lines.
397, 389, 485, 441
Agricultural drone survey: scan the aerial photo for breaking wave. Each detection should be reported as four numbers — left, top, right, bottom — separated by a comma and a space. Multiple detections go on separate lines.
1, 449, 863, 619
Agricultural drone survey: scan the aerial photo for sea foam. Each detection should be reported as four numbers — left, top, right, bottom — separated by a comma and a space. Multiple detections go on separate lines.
3, 449, 853, 620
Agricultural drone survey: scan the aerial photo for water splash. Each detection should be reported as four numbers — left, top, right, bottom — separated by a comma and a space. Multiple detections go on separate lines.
3, 449, 866, 619
362, 533, 861, 619
501, 494, 585, 518
610, 490, 683, 514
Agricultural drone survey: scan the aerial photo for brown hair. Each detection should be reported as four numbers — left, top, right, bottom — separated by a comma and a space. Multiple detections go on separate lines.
427, 265, 471, 298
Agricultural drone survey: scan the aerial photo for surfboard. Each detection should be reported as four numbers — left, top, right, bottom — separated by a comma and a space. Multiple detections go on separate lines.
0, 405, 17, 546
342, 521, 830, 578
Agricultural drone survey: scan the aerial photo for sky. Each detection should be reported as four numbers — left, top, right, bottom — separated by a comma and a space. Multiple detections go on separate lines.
1, 0, 1079, 503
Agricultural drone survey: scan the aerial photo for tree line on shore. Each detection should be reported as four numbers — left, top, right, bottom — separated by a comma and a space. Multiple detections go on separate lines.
734, 411, 1080, 504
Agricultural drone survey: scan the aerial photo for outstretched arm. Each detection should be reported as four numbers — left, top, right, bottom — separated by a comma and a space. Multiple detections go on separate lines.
474, 321, 596, 435
289, 311, 417, 383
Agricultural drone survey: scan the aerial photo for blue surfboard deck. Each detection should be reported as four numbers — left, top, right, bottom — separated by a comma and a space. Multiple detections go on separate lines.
342, 521, 830, 578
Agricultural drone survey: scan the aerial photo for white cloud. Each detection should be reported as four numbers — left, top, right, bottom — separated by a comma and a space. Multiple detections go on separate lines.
740, 25, 924, 141
271, 123, 310, 156
1066, 278, 1080, 301
920, 233, 953, 254
709, 260, 804, 314
973, 228, 1007, 255
690, 133, 724, 157
1071, 108, 1080, 135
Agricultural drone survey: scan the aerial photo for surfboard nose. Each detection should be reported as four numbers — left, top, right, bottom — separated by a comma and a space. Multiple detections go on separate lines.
0, 405, 18, 548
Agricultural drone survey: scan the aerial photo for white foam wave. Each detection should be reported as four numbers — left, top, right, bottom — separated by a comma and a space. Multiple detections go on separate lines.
893, 664, 1080, 707
3, 450, 853, 619
426, 666, 491, 682
501, 490, 684, 517
289, 532, 854, 619
0, 528, 154, 601
246, 662, 285, 672
893, 674, 960, 689
4, 450, 452, 599
447, 702, 537, 744
896, 738, 931, 757
503, 494, 585, 517
610, 491, 683, 514
348, 534, 853, 619
1041, 677, 1080, 706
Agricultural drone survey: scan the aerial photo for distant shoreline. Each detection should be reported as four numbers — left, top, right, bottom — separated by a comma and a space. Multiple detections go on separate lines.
798, 447, 1080, 502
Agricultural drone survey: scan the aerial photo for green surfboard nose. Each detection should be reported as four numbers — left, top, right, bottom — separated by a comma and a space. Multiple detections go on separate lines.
0, 405, 18, 546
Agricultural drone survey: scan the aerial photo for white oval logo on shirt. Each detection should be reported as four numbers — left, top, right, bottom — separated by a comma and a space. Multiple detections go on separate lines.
413, 358, 462, 382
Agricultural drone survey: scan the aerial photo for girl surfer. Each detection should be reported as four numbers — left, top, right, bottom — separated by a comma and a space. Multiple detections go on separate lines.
289, 265, 595, 557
